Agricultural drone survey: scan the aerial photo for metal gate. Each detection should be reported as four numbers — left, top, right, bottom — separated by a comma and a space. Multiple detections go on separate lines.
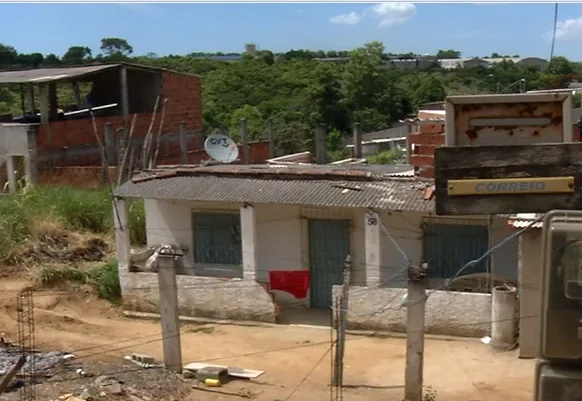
309, 219, 351, 309
422, 222, 489, 279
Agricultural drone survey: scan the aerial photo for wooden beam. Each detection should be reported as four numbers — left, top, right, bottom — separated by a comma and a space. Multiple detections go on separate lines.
434, 143, 582, 215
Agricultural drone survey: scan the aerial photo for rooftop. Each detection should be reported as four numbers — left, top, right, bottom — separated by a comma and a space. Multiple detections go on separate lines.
115, 164, 435, 212
0, 62, 200, 84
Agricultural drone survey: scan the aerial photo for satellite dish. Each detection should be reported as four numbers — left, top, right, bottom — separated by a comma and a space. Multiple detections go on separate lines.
204, 133, 239, 163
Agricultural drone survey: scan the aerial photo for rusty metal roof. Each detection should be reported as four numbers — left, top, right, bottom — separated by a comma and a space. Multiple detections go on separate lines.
0, 62, 200, 84
114, 164, 435, 212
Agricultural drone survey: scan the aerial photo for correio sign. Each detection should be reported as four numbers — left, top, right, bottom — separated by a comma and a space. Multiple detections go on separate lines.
447, 177, 575, 196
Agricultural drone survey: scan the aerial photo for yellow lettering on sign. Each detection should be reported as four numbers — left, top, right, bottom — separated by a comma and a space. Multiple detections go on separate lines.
448, 177, 575, 196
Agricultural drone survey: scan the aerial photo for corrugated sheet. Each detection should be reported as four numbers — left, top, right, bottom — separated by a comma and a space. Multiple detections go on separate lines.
507, 213, 544, 229
399, 117, 445, 124
0, 65, 120, 84
115, 175, 435, 212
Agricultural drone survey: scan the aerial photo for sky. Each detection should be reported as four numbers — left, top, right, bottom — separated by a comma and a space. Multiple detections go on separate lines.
2, 2, 582, 60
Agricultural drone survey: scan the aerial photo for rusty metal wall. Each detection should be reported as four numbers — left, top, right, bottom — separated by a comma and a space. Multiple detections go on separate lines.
452, 102, 564, 147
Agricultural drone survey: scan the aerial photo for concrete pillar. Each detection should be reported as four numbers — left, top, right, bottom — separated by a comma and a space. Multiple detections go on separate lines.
113, 198, 131, 276
157, 252, 182, 373
25, 128, 39, 186
315, 124, 326, 164
518, 230, 542, 358
240, 204, 257, 280
5, 156, 16, 194
365, 210, 381, 286
267, 118, 275, 159
491, 285, 517, 349
179, 121, 188, 165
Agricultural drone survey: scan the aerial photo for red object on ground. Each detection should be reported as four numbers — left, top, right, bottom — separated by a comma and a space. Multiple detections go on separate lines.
269, 271, 310, 299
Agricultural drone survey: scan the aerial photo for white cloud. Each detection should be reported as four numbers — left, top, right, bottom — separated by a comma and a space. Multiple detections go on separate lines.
329, 11, 362, 25
368, 2, 416, 28
552, 17, 582, 41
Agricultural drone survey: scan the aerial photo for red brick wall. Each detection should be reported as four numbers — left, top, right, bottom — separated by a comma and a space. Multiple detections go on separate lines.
36, 70, 203, 159
39, 142, 272, 189
409, 122, 445, 178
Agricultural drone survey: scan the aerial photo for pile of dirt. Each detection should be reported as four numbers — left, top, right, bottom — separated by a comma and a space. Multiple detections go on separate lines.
8, 221, 111, 266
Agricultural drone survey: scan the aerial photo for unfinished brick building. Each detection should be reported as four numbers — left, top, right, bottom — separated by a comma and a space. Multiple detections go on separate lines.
0, 62, 271, 189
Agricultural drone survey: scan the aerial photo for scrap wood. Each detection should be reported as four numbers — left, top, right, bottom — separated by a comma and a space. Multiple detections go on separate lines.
149, 98, 169, 169
191, 384, 252, 399
0, 355, 25, 394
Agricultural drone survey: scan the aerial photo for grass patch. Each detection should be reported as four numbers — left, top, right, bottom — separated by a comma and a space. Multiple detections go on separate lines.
38, 259, 122, 305
128, 199, 147, 246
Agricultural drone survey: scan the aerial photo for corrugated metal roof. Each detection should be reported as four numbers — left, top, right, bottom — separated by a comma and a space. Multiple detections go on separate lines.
0, 62, 201, 84
507, 213, 544, 229
0, 64, 119, 84
115, 174, 435, 212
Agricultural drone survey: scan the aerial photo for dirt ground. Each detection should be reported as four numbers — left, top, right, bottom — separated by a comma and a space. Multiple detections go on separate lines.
0, 279, 536, 401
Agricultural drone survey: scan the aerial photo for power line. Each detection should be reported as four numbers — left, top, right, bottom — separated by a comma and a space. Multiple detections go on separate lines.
550, 3, 559, 61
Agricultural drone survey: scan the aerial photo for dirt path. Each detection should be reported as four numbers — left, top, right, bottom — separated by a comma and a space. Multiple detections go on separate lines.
0, 281, 535, 401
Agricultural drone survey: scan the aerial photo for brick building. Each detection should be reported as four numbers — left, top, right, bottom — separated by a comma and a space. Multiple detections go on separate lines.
0, 63, 271, 188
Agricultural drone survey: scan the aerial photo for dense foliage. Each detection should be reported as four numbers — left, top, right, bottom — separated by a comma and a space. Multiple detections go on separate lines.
1, 38, 581, 156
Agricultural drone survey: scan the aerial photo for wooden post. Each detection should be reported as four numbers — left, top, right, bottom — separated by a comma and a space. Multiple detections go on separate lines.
179, 121, 188, 165
157, 250, 183, 373
38, 83, 50, 151
333, 254, 351, 387
72, 82, 82, 108
353, 123, 362, 159
0, 355, 25, 394
315, 124, 327, 164
105, 122, 115, 166
240, 118, 250, 164
48, 82, 58, 121
6, 156, 16, 194
267, 118, 275, 159
120, 66, 129, 130
404, 262, 427, 401
19, 84, 25, 116
25, 128, 39, 186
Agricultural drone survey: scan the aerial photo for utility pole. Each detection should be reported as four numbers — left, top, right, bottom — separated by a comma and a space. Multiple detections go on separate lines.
157, 247, 183, 373
404, 262, 428, 401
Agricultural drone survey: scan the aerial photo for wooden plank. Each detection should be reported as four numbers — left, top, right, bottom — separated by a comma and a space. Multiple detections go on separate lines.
434, 143, 582, 215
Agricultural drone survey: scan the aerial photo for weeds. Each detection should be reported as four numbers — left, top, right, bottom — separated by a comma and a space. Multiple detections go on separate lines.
38, 259, 122, 305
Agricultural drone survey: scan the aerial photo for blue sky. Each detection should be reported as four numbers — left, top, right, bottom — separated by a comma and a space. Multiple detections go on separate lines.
2, 2, 582, 60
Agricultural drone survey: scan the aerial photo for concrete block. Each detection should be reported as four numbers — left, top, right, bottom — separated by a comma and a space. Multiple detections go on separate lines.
131, 353, 155, 365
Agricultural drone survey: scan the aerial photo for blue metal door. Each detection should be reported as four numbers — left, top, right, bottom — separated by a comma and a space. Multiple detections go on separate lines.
422, 223, 489, 279
309, 219, 351, 309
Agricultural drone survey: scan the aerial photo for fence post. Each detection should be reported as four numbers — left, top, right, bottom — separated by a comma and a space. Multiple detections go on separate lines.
241, 118, 250, 164
179, 121, 188, 165
267, 118, 275, 159
105, 122, 115, 166
404, 262, 428, 401
333, 255, 351, 388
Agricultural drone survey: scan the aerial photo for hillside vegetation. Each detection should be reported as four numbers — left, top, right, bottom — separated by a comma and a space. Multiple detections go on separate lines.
1, 39, 581, 157
0, 185, 146, 303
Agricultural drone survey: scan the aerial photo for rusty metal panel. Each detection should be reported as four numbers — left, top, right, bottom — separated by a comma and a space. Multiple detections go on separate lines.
451, 102, 565, 147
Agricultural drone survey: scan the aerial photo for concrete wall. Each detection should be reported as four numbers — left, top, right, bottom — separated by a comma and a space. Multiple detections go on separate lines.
333, 285, 491, 337
119, 272, 277, 322
128, 201, 517, 331
0, 123, 33, 155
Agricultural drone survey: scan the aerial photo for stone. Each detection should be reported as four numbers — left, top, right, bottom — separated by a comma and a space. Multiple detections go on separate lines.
196, 366, 228, 383
104, 381, 123, 395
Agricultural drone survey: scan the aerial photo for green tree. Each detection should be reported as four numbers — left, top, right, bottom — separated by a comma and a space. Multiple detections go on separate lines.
100, 37, 133, 57
436, 49, 462, 59
62, 46, 91, 65
414, 76, 446, 107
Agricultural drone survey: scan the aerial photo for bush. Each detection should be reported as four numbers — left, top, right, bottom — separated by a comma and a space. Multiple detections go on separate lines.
0, 196, 31, 261
367, 148, 405, 165
88, 259, 122, 305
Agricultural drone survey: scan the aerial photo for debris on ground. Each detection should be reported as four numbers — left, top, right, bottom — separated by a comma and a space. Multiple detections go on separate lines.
124, 353, 162, 369
183, 362, 264, 380
8, 222, 109, 266
0, 343, 70, 381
